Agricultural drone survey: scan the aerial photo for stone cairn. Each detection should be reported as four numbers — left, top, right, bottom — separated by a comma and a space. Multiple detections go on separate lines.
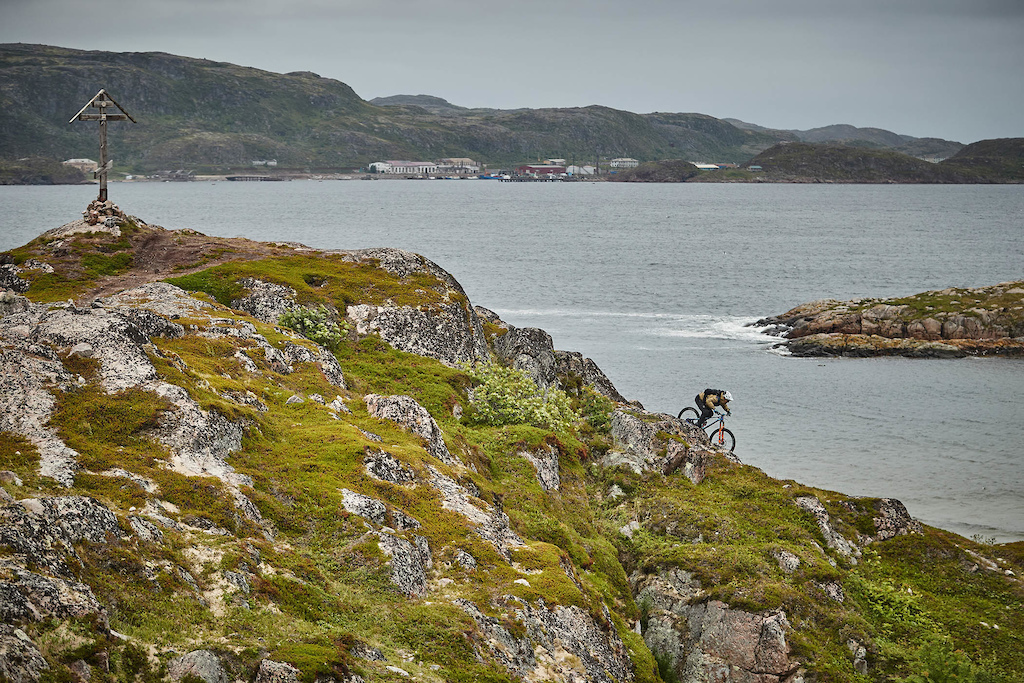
83, 199, 127, 226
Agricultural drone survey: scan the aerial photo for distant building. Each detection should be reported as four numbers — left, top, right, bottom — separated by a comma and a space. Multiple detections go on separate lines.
63, 158, 98, 173
609, 157, 639, 169
369, 160, 439, 174
251, 160, 278, 167
545, 158, 567, 165
693, 163, 720, 170
437, 157, 480, 173
566, 165, 596, 175
516, 165, 566, 176
748, 165, 763, 171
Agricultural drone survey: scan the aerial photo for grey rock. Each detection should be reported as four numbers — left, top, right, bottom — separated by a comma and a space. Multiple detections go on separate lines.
520, 444, 560, 491
870, 498, 923, 541
365, 394, 458, 466
358, 428, 382, 443
363, 448, 415, 485
281, 342, 346, 389
167, 650, 228, 683
773, 550, 801, 574
391, 509, 421, 532
846, 639, 869, 675
0, 566, 102, 622
30, 308, 159, 392
1, 290, 31, 317
222, 390, 267, 412
350, 642, 385, 662
341, 489, 387, 526
128, 516, 164, 543
255, 659, 301, 683
456, 597, 634, 683
494, 327, 557, 388
816, 580, 845, 603
620, 521, 641, 539
375, 531, 430, 598
347, 301, 489, 368
0, 340, 81, 485
328, 396, 351, 414
795, 496, 860, 563
99, 282, 213, 320
223, 571, 251, 595
285, 394, 305, 405
230, 278, 297, 324
0, 265, 30, 293
607, 484, 626, 500
0, 471, 23, 487
0, 625, 49, 683
454, 550, 477, 570
428, 466, 523, 560
554, 349, 628, 403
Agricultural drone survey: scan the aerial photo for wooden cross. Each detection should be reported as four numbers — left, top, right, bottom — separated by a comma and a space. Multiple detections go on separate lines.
69, 89, 136, 203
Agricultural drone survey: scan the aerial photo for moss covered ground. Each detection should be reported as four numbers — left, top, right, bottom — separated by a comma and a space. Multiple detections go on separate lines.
2, 228, 1023, 683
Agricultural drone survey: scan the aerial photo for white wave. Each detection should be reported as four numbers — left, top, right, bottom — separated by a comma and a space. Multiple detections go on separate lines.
647, 316, 776, 343
491, 307, 688, 320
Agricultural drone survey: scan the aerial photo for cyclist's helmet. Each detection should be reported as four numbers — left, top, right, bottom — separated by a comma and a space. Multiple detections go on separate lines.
723, 391, 733, 401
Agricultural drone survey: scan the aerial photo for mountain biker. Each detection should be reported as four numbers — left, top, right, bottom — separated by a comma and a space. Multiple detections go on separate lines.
695, 388, 732, 428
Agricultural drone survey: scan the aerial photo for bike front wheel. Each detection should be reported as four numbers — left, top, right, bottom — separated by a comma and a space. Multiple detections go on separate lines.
678, 407, 699, 422
706, 427, 735, 452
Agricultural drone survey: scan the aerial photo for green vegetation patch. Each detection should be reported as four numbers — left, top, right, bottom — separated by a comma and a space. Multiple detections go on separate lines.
165, 254, 460, 310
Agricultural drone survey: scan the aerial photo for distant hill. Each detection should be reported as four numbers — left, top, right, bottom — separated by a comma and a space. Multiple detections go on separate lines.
0, 44, 781, 171
742, 141, 1024, 183
724, 119, 963, 161
607, 159, 700, 182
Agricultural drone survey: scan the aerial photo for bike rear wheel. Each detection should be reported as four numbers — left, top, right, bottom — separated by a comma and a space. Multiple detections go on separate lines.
678, 407, 699, 422
706, 426, 735, 452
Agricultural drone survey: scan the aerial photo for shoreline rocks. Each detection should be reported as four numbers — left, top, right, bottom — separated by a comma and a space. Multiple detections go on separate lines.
755, 281, 1024, 358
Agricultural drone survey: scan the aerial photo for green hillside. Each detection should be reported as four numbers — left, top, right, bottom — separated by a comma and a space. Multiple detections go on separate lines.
2, 215, 1023, 683
0, 44, 784, 171
743, 141, 1024, 183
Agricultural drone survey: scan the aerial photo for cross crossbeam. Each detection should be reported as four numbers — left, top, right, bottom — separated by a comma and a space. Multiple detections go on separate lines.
69, 89, 135, 202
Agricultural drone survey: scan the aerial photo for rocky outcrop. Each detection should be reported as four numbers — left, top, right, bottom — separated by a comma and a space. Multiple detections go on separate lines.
347, 302, 488, 367
867, 498, 924, 542
427, 466, 523, 560
603, 408, 713, 474
364, 394, 458, 466
494, 327, 558, 389
167, 650, 229, 683
230, 278, 297, 324
375, 531, 432, 598
756, 282, 1024, 357
255, 659, 301, 683
634, 569, 797, 683
0, 335, 81, 485
0, 625, 49, 683
363, 448, 415, 485
795, 496, 860, 563
554, 350, 628, 402
456, 597, 634, 683
520, 444, 560, 491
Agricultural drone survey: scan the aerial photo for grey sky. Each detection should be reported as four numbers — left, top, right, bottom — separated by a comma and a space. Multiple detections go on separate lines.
2, 0, 1022, 142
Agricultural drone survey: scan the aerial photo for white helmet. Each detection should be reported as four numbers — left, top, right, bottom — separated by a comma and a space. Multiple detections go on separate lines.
723, 391, 733, 401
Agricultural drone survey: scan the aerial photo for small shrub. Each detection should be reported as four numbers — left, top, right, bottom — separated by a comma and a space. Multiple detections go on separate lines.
463, 363, 580, 432
279, 304, 345, 349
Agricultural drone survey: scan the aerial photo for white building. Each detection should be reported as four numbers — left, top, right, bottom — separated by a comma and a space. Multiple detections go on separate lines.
692, 163, 720, 170
62, 158, 98, 173
437, 157, 480, 173
609, 157, 639, 169
369, 160, 439, 174
566, 165, 596, 176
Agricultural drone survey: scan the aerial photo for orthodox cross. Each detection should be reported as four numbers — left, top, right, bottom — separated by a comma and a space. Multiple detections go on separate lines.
69, 89, 136, 202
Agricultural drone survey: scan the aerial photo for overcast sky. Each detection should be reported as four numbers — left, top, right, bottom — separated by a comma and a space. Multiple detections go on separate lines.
2, 0, 1022, 143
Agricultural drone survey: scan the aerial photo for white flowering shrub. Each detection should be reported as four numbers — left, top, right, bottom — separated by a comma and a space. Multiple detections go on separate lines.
464, 363, 580, 432
279, 304, 344, 349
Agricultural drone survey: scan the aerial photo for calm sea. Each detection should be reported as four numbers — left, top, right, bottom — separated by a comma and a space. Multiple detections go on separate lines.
2, 181, 1023, 541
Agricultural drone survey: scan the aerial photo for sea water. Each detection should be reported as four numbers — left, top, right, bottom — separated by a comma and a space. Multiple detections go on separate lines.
2, 181, 1022, 541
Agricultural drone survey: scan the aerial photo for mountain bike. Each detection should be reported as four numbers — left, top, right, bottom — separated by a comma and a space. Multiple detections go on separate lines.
677, 407, 735, 452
